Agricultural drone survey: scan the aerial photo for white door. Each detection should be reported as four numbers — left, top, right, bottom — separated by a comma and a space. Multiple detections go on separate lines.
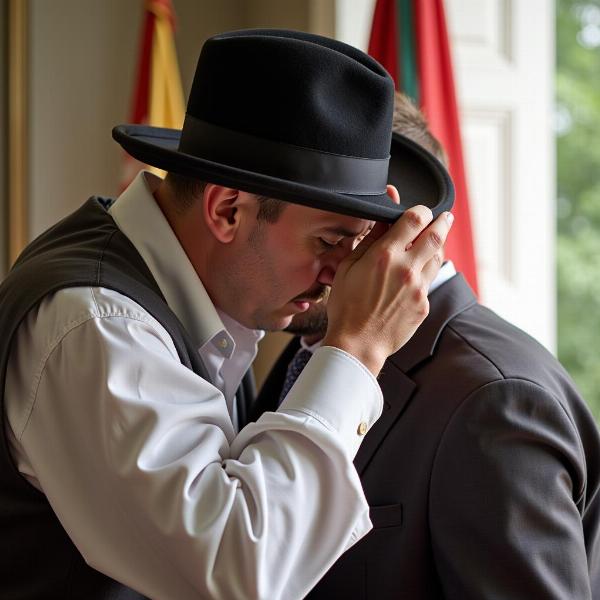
336, 0, 556, 351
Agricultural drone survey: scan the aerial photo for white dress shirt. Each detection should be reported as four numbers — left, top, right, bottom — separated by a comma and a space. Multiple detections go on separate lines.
4, 172, 383, 600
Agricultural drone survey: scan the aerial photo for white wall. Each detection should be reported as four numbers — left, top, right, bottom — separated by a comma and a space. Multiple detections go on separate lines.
28, 0, 248, 238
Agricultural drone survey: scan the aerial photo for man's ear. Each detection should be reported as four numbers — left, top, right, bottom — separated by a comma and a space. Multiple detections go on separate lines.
202, 184, 241, 243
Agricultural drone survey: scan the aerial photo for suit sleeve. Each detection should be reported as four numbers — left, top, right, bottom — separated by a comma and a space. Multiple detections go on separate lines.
429, 378, 592, 599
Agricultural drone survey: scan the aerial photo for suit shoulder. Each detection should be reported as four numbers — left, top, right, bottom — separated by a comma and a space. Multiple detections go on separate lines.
446, 303, 562, 381
433, 304, 592, 425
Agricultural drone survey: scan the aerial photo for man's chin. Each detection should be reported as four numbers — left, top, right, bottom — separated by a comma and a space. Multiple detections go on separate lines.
256, 303, 328, 334
255, 312, 295, 332
285, 310, 328, 337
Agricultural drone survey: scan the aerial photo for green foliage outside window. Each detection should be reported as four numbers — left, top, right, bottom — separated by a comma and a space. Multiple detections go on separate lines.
557, 0, 600, 420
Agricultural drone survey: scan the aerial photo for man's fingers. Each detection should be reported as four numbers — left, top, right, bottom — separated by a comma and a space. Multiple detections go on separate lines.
344, 208, 451, 287
348, 221, 389, 262
407, 211, 453, 267
421, 251, 444, 289
372, 205, 434, 256
348, 205, 432, 270
398, 205, 434, 238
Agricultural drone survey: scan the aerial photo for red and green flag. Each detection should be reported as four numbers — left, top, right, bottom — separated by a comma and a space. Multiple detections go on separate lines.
121, 0, 185, 190
369, 0, 479, 295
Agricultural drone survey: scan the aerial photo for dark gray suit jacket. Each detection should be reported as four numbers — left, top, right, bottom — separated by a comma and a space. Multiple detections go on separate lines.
254, 274, 600, 599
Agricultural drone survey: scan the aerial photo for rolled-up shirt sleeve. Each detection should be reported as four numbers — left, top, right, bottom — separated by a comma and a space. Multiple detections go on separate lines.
6, 288, 381, 600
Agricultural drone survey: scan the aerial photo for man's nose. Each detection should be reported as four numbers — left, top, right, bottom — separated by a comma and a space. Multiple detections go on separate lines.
317, 244, 352, 286
317, 266, 336, 286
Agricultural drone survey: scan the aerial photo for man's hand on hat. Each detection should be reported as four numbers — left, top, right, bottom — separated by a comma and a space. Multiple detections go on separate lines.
322, 187, 453, 377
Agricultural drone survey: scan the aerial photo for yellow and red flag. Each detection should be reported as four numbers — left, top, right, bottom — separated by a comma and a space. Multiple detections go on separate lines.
121, 0, 185, 189
369, 0, 479, 295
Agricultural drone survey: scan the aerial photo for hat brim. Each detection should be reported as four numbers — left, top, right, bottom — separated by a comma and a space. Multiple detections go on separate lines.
113, 125, 454, 222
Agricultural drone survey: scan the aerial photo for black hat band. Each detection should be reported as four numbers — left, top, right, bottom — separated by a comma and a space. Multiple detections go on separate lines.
179, 115, 390, 195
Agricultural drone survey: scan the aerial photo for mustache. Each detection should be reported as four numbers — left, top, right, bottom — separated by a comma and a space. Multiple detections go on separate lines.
292, 285, 330, 303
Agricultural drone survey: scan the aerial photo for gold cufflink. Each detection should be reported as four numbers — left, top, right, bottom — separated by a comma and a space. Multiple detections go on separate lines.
357, 422, 368, 436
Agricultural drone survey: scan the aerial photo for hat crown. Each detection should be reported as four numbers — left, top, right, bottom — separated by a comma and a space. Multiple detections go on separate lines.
112, 28, 454, 223
185, 29, 394, 160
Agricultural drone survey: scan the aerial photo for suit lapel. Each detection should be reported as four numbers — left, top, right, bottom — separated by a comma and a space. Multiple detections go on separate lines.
392, 274, 477, 372
356, 274, 477, 473
354, 362, 416, 474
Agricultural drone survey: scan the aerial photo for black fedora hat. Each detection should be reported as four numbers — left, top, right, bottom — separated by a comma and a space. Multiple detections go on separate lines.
113, 29, 454, 222
388, 132, 454, 217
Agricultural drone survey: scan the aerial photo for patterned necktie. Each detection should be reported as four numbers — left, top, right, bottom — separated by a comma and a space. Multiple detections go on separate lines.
278, 348, 313, 406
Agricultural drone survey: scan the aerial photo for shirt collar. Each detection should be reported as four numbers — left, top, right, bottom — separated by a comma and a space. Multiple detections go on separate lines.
429, 260, 456, 294
109, 171, 252, 354
217, 309, 265, 358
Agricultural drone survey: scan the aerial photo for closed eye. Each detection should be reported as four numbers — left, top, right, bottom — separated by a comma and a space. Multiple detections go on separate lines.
319, 238, 343, 250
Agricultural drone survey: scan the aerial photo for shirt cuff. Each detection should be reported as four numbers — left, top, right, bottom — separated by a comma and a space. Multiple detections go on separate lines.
278, 346, 383, 457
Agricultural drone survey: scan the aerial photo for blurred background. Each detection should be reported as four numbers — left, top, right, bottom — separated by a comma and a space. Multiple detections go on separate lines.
1, 0, 598, 420
557, 0, 600, 421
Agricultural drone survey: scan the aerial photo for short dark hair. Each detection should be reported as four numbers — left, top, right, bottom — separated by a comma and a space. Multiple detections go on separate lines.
392, 92, 448, 166
255, 196, 286, 222
163, 172, 206, 213
164, 172, 286, 221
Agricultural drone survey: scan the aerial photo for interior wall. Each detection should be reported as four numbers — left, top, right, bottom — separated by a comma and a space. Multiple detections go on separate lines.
27, 0, 334, 239
0, 0, 7, 278
244, 0, 309, 28
175, 0, 245, 96
29, 0, 141, 237
28, 0, 247, 239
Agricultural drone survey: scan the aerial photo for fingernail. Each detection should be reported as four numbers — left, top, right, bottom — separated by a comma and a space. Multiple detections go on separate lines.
446, 212, 454, 225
